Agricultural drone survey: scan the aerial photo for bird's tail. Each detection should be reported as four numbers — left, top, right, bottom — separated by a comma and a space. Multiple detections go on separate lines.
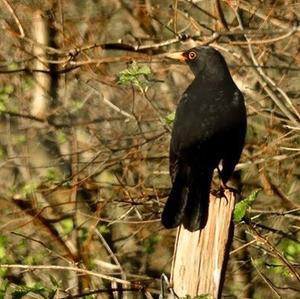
182, 168, 213, 231
162, 166, 213, 231
161, 165, 190, 229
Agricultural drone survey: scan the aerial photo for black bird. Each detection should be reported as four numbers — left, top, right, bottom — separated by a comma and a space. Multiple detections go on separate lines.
162, 46, 247, 232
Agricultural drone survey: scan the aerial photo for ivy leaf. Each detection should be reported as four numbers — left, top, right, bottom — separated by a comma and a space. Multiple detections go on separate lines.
233, 189, 261, 223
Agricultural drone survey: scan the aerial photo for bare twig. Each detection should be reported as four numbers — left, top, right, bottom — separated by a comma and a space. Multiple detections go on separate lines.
11, 232, 70, 263
1, 0, 25, 37
248, 222, 300, 282
233, 8, 299, 125
227, 27, 298, 45
251, 258, 282, 298
0, 264, 132, 284
83, 81, 135, 120
237, 0, 293, 29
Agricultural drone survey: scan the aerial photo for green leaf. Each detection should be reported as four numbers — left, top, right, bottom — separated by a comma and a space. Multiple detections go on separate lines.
8, 63, 18, 71
0, 146, 6, 160
45, 168, 59, 182
142, 234, 161, 254
56, 131, 67, 144
0, 100, 6, 112
233, 189, 261, 223
98, 225, 110, 234
61, 218, 73, 234
286, 242, 300, 256
21, 180, 38, 197
12, 284, 52, 299
196, 295, 214, 299
48, 274, 60, 287
280, 239, 300, 261
16, 135, 26, 144
0, 279, 9, 298
0, 236, 7, 260
4, 85, 14, 94
165, 111, 176, 124
184, 295, 213, 299
135, 65, 151, 76
118, 62, 151, 91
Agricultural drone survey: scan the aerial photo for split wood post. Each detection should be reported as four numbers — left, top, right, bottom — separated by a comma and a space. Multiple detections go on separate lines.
170, 190, 235, 298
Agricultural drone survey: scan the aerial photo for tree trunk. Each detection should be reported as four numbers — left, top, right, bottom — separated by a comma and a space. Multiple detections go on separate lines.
171, 191, 235, 298
31, 10, 50, 118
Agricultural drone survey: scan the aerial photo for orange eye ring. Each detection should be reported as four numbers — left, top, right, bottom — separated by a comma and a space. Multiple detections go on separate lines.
188, 51, 197, 60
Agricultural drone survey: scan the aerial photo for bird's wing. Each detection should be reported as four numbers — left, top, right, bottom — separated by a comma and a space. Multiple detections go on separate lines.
163, 144, 191, 228
221, 124, 246, 183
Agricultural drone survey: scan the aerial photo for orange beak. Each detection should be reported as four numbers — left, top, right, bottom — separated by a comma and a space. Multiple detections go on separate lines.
165, 52, 187, 62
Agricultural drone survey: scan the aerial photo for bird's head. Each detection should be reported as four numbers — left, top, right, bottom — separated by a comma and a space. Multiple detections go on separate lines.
166, 46, 229, 79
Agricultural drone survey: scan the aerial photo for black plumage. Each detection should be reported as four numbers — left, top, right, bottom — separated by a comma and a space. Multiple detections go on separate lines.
162, 46, 247, 232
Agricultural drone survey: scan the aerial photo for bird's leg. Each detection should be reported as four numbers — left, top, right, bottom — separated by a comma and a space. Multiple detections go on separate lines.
211, 167, 224, 198
217, 166, 239, 194
211, 183, 227, 200
221, 181, 239, 195
211, 167, 239, 203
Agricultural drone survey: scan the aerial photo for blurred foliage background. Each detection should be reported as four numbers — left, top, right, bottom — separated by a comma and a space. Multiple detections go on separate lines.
0, 0, 299, 298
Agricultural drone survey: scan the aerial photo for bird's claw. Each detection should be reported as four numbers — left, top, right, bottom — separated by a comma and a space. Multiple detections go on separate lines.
211, 186, 226, 198
223, 184, 239, 194
211, 183, 239, 205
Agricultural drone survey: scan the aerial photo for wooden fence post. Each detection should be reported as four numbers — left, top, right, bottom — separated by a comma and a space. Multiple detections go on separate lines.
170, 191, 235, 298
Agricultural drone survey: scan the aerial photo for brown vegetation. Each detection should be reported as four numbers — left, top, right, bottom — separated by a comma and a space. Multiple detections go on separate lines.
0, 0, 299, 298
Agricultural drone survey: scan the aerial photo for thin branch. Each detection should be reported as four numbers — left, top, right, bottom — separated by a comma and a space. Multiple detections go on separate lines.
0, 65, 80, 74
66, 287, 149, 298
251, 258, 282, 298
0, 264, 132, 284
233, 9, 299, 125
11, 232, 70, 263
1, 0, 25, 37
12, 198, 77, 262
227, 27, 298, 45
1, 62, 299, 76
248, 221, 300, 282
251, 208, 300, 218
0, 110, 129, 128
237, 0, 293, 29
83, 81, 135, 120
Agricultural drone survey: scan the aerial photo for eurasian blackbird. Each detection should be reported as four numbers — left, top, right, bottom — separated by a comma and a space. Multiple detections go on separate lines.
162, 46, 247, 232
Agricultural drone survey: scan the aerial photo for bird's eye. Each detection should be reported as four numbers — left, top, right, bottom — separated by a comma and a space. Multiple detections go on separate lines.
188, 51, 197, 60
